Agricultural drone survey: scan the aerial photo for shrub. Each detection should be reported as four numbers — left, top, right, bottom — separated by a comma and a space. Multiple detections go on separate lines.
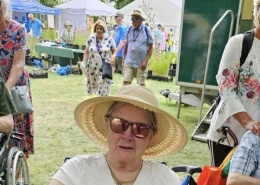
148, 51, 177, 76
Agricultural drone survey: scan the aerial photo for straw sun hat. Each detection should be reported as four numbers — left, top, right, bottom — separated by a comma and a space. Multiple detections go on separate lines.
74, 85, 188, 158
131, 9, 145, 21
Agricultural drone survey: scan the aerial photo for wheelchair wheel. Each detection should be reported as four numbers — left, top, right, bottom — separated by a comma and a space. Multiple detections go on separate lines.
5, 147, 30, 185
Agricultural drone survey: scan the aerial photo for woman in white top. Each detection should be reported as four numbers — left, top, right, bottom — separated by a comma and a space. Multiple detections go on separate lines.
49, 85, 188, 185
207, 0, 260, 167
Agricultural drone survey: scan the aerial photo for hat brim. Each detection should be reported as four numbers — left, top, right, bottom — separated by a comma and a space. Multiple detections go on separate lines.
74, 96, 188, 158
131, 13, 145, 21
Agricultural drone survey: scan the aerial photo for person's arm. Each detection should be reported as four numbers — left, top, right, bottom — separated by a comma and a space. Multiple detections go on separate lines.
233, 112, 260, 135
42, 23, 45, 29
141, 43, 153, 70
110, 37, 117, 65
6, 26, 26, 91
123, 38, 128, 68
83, 48, 89, 67
116, 40, 125, 53
0, 114, 14, 133
227, 172, 260, 185
6, 50, 25, 91
116, 27, 127, 54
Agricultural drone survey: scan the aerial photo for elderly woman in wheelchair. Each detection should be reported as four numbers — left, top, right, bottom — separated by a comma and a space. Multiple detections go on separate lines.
49, 85, 188, 185
0, 78, 29, 185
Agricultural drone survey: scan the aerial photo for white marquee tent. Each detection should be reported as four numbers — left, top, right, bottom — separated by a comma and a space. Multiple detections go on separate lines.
119, 0, 182, 27
54, 0, 117, 31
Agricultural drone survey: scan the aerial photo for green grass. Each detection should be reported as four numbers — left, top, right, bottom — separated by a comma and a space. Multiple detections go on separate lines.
26, 70, 210, 184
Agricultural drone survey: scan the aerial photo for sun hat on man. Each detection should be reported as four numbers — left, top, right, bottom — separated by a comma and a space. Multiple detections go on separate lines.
131, 9, 145, 20
74, 85, 188, 158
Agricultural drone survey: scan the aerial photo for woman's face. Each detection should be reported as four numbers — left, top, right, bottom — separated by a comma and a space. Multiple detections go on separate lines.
106, 104, 153, 162
95, 25, 104, 36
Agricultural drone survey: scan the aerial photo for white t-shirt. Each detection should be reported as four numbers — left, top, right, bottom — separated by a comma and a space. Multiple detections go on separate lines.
52, 153, 180, 185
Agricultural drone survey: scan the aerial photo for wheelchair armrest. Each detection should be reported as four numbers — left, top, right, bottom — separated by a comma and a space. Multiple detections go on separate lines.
64, 156, 73, 163
171, 165, 202, 175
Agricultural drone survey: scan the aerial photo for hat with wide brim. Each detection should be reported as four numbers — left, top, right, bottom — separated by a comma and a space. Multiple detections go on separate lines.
74, 85, 188, 158
131, 9, 145, 21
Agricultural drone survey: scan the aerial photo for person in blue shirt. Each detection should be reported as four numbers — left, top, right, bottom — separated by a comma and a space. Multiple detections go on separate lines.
113, 12, 127, 74
154, 24, 162, 51
123, 10, 154, 86
227, 131, 260, 185
28, 13, 45, 39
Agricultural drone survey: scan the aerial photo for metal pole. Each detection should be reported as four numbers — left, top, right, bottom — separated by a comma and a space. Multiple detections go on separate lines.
198, 10, 234, 122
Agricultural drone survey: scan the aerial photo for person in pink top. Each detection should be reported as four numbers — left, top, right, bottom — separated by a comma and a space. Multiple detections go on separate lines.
159, 26, 167, 52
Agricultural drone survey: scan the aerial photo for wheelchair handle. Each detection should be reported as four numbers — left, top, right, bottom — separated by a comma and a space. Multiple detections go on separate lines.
171, 165, 202, 175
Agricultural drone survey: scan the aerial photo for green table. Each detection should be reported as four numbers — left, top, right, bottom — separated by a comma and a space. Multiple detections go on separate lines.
35, 43, 84, 68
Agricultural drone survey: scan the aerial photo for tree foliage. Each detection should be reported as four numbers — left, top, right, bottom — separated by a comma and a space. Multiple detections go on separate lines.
38, 0, 59, 7
111, 0, 134, 9
139, 0, 155, 28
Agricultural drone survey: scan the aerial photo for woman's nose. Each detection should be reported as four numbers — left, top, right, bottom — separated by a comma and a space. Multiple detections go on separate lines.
122, 125, 134, 140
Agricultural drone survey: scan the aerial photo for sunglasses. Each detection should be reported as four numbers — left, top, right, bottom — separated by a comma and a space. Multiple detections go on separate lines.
131, 18, 141, 22
106, 116, 153, 138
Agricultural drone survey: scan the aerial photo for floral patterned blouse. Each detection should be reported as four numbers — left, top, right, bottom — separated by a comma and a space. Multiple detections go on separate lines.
207, 34, 260, 146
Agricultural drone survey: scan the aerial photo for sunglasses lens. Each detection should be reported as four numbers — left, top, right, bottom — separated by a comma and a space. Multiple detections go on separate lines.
110, 118, 129, 133
131, 18, 137, 22
132, 123, 150, 138
109, 117, 151, 138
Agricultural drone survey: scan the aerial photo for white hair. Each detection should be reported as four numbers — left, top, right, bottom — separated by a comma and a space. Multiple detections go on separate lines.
254, 0, 260, 27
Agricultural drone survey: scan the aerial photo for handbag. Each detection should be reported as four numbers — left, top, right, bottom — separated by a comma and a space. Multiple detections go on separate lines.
196, 146, 238, 185
0, 65, 33, 115
102, 60, 113, 80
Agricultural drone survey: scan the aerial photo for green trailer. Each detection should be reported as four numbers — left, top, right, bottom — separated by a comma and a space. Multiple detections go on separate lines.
176, 0, 253, 141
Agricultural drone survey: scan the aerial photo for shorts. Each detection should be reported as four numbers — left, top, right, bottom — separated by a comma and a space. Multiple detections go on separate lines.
123, 64, 147, 85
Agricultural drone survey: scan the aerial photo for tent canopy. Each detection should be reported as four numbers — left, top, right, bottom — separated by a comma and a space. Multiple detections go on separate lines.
119, 0, 182, 27
55, 0, 117, 16
11, 0, 60, 14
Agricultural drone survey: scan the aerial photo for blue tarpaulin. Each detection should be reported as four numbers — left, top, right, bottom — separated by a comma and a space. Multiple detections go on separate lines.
11, 0, 60, 14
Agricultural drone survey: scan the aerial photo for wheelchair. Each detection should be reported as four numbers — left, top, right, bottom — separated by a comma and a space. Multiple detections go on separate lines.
0, 132, 29, 185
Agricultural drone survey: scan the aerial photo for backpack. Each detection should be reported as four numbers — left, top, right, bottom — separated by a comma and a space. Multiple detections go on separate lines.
240, 29, 254, 66
215, 29, 254, 105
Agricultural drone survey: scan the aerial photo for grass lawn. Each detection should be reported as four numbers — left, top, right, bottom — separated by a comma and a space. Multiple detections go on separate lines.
26, 69, 210, 184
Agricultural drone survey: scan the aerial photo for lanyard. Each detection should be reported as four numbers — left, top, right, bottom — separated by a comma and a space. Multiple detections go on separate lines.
96, 36, 103, 52
133, 25, 142, 42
